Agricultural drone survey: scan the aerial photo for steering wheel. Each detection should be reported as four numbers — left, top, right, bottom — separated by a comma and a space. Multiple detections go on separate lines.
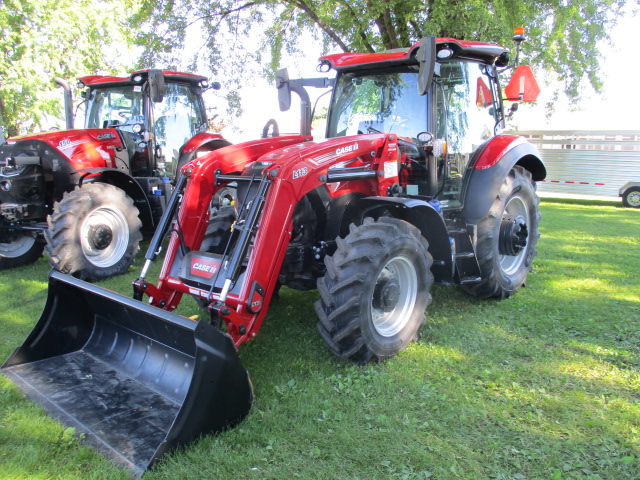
262, 119, 280, 138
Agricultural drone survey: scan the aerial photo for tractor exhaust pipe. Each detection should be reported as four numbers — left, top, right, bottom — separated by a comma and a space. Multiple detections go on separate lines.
2, 271, 253, 476
53, 77, 74, 129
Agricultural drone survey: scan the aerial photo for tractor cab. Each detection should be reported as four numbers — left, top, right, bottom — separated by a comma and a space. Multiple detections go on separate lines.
80, 70, 210, 177
319, 37, 539, 209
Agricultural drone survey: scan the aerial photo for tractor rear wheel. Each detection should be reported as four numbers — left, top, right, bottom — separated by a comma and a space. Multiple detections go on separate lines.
45, 183, 142, 281
315, 217, 433, 363
460, 166, 540, 299
0, 232, 44, 269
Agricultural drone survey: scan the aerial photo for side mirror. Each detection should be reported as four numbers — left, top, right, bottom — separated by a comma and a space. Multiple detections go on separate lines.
149, 69, 166, 103
416, 36, 436, 96
276, 68, 291, 111
504, 65, 540, 102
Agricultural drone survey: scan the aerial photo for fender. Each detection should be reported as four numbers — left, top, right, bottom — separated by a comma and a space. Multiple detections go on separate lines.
462, 136, 546, 224
619, 181, 640, 196
177, 133, 231, 169
78, 168, 154, 229
358, 196, 453, 285
180, 132, 227, 155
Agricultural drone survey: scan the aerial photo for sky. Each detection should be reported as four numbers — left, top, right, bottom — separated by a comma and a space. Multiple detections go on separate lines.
218, 9, 640, 142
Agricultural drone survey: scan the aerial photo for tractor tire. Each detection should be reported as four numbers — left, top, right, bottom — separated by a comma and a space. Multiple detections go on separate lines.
315, 217, 434, 363
460, 165, 540, 299
200, 206, 237, 254
193, 206, 237, 310
621, 186, 640, 208
45, 183, 143, 282
0, 232, 44, 269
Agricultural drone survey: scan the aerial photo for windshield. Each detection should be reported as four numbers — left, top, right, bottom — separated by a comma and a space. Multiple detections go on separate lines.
86, 86, 144, 130
327, 70, 428, 141
86, 82, 207, 176
326, 62, 497, 152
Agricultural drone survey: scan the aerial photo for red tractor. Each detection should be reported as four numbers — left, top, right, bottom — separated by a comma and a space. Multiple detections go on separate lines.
0, 70, 231, 280
3, 34, 545, 475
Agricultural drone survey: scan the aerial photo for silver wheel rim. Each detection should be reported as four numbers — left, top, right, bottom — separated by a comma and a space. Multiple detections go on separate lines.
80, 206, 129, 267
0, 234, 36, 258
371, 255, 418, 337
627, 191, 640, 207
499, 195, 529, 275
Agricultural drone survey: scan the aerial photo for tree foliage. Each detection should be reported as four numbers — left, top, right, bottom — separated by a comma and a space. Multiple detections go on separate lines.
131, 0, 631, 115
0, 0, 133, 137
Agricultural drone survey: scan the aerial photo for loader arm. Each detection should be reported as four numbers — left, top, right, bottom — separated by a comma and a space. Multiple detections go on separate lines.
141, 133, 401, 347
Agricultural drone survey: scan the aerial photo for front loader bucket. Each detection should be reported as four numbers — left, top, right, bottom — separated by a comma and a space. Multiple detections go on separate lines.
2, 270, 253, 477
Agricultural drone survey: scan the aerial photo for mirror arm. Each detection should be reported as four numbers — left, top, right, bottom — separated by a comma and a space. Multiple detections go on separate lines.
276, 69, 334, 136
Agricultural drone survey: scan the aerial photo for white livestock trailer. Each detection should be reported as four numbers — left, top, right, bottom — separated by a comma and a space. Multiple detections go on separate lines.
513, 130, 640, 207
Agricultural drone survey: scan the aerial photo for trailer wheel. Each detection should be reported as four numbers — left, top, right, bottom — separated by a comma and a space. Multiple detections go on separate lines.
45, 183, 142, 281
0, 232, 44, 269
315, 217, 433, 363
621, 187, 640, 208
461, 166, 540, 299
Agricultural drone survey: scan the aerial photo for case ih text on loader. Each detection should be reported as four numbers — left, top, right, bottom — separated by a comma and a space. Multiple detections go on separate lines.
2, 32, 545, 476
0, 70, 233, 279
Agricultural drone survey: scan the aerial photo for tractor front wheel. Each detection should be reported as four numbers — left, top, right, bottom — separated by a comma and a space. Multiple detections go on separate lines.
200, 206, 237, 254
460, 166, 540, 299
45, 183, 142, 281
315, 217, 433, 363
0, 232, 44, 269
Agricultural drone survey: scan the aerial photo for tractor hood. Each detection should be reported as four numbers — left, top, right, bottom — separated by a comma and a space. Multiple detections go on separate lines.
6, 128, 125, 171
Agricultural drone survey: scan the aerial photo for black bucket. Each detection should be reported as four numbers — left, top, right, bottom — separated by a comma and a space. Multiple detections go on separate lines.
2, 270, 253, 477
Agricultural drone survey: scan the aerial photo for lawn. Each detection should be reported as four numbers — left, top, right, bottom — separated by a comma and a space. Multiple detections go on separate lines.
0, 198, 638, 480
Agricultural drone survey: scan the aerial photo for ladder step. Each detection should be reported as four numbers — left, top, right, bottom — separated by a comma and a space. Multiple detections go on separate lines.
455, 252, 475, 259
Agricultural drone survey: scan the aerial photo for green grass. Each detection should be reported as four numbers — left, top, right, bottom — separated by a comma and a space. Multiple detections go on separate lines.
1, 198, 638, 479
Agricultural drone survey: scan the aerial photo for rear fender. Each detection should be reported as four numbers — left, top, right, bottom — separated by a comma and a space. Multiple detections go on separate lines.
462, 136, 545, 224
176, 133, 232, 170
179, 132, 227, 155
358, 196, 453, 284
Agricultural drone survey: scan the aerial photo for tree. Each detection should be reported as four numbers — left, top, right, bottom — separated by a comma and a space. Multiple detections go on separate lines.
0, 0, 134, 137
131, 0, 631, 115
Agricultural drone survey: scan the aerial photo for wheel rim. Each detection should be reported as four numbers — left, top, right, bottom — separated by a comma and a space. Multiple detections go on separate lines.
80, 206, 129, 267
371, 255, 418, 337
0, 234, 36, 258
499, 195, 529, 275
627, 191, 640, 207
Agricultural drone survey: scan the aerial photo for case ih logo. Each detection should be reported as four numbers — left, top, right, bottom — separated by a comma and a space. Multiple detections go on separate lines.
190, 256, 221, 279
335, 143, 358, 155
97, 133, 116, 140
